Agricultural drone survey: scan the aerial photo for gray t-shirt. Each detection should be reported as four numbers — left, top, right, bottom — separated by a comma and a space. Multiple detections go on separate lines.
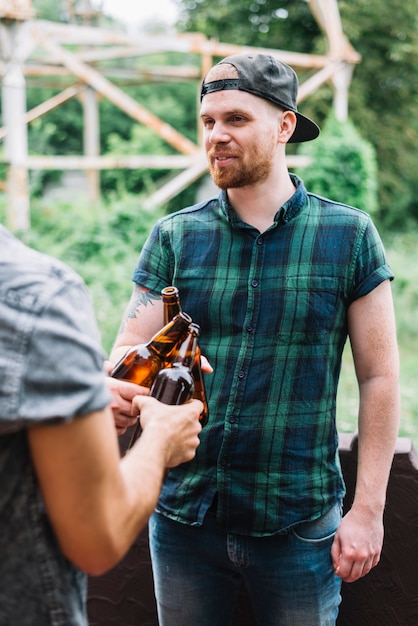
0, 225, 110, 625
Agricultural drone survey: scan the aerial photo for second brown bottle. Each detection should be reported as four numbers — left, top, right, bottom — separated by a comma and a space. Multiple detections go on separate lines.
161, 286, 209, 425
150, 323, 200, 405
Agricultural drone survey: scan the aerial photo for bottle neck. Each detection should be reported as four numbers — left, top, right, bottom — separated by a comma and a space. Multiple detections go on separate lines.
172, 326, 199, 369
162, 286, 182, 326
147, 312, 192, 358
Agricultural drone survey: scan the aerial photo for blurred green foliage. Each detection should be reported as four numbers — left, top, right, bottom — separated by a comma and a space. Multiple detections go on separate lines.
296, 115, 378, 214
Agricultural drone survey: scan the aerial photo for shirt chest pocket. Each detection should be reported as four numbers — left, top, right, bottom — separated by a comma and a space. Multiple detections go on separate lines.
278, 276, 343, 337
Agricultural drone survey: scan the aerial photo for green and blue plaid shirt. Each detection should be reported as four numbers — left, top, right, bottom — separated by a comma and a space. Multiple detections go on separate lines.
133, 175, 393, 536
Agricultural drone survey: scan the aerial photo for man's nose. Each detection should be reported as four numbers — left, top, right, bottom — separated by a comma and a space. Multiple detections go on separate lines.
209, 123, 230, 144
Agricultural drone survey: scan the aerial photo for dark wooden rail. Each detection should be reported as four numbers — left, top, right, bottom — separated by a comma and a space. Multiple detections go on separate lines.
87, 433, 418, 625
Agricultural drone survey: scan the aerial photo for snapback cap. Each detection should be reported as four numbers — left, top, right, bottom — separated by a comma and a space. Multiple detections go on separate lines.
200, 53, 320, 143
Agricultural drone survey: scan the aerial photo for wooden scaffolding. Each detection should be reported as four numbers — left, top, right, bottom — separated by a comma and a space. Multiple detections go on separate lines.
0, 0, 360, 230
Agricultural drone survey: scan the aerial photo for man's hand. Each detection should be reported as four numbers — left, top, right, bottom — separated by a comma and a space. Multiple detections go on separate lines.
133, 395, 203, 468
331, 506, 383, 583
104, 361, 149, 435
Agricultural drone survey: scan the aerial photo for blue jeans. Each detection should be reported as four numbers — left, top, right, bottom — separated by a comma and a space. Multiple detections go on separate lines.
149, 502, 342, 626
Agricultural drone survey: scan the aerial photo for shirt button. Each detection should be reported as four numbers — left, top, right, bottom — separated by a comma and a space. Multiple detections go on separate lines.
246, 324, 253, 333
229, 415, 237, 423
238, 370, 245, 379
257, 237, 263, 246
251, 279, 259, 288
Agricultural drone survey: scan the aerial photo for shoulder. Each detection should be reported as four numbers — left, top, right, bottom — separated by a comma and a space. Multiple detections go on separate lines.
0, 227, 99, 367
306, 191, 372, 225
0, 227, 85, 316
158, 196, 219, 228
0, 229, 107, 430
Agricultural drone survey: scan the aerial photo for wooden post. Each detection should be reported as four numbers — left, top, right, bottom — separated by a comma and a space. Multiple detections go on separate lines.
332, 63, 354, 122
81, 86, 100, 203
0, 2, 35, 230
2, 56, 30, 230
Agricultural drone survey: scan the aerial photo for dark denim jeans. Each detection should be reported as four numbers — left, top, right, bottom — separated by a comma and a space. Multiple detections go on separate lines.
149, 502, 342, 626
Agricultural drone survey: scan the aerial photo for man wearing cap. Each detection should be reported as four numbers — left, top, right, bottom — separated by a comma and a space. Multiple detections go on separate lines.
109, 54, 399, 625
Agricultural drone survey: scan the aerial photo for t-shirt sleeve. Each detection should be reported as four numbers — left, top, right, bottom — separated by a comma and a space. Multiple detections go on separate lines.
10, 281, 110, 431
349, 217, 394, 303
132, 220, 172, 293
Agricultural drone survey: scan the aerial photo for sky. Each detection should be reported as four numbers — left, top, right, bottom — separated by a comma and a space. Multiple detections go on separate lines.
100, 0, 179, 29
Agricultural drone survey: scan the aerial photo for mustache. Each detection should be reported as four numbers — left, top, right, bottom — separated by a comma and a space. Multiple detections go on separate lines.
208, 148, 242, 159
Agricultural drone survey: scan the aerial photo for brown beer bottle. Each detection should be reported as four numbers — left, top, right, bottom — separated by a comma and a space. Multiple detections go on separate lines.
161, 286, 209, 425
111, 311, 192, 448
162, 285, 182, 326
110, 311, 192, 386
191, 343, 209, 427
150, 323, 199, 405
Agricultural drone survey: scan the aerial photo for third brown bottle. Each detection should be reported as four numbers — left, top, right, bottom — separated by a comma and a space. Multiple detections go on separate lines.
110, 311, 191, 385
161, 286, 209, 425
150, 323, 200, 405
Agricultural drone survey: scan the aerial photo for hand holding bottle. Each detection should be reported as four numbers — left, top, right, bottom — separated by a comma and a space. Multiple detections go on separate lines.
106, 376, 149, 435
109, 287, 211, 444
103, 360, 149, 435
132, 395, 203, 468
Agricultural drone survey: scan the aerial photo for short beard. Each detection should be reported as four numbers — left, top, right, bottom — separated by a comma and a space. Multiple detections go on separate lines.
208, 147, 274, 190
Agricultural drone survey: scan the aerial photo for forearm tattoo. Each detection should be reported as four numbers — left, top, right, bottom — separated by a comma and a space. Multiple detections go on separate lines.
117, 287, 160, 336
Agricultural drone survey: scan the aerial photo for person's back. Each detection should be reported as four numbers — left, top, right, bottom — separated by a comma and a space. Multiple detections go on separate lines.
0, 225, 109, 624
0, 225, 203, 625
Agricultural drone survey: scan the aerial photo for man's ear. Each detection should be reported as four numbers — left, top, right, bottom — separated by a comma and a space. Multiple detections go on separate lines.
278, 111, 297, 143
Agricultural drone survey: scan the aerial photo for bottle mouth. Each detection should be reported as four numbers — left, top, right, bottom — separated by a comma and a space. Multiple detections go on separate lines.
177, 312, 192, 324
